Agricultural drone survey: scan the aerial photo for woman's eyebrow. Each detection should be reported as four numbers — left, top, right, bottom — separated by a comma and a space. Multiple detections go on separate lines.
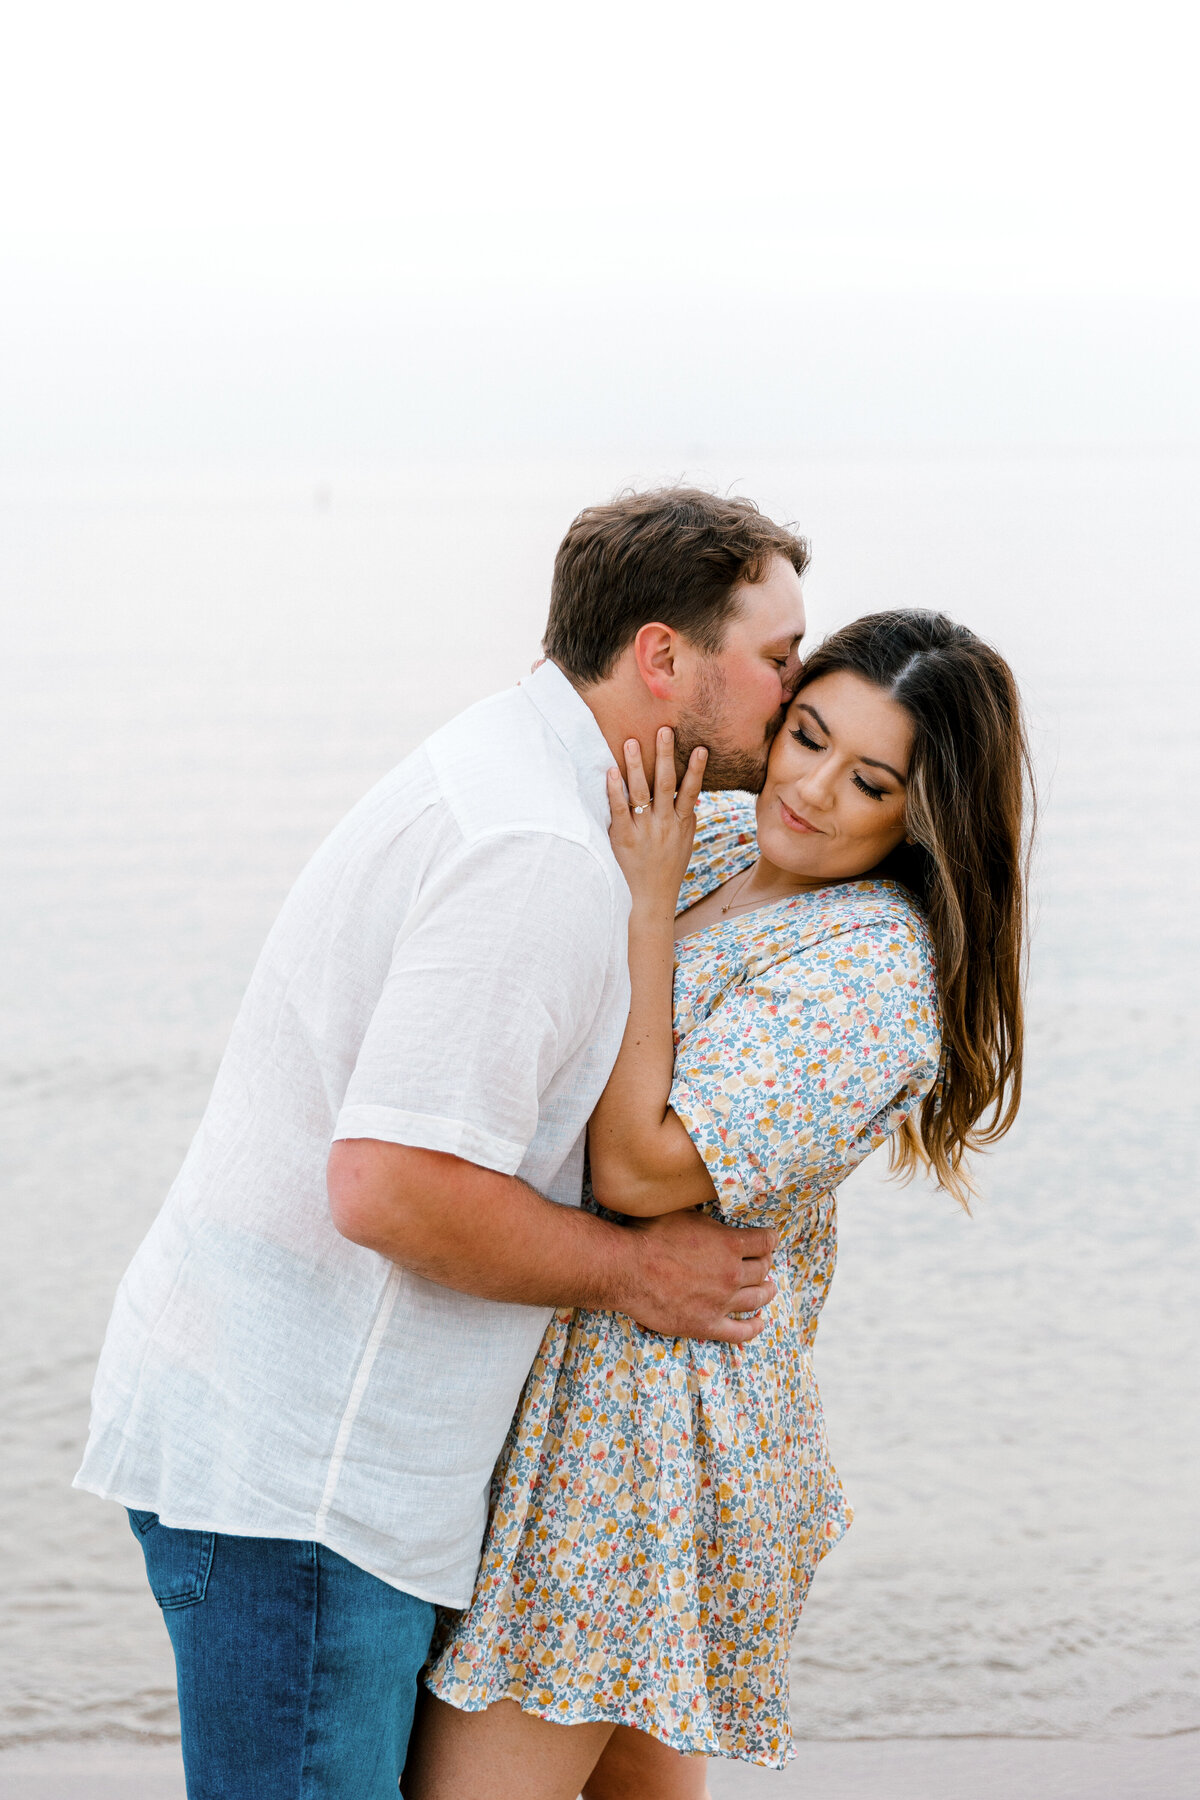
796, 702, 907, 784
861, 755, 908, 784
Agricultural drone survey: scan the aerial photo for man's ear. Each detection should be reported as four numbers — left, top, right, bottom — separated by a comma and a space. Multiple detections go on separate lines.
632, 623, 679, 701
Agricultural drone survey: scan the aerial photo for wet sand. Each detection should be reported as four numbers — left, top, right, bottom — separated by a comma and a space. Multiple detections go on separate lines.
0, 1743, 185, 1799
0, 1735, 1195, 1800
710, 1733, 1199, 1799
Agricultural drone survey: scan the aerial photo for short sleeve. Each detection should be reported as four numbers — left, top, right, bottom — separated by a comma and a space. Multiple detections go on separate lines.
334, 831, 616, 1174
669, 916, 941, 1218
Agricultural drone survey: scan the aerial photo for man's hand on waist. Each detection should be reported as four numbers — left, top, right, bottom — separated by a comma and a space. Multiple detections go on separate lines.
615, 1208, 777, 1344
327, 1139, 775, 1344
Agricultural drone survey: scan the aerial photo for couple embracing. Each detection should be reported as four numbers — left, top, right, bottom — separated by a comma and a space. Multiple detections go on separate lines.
76, 487, 1031, 1799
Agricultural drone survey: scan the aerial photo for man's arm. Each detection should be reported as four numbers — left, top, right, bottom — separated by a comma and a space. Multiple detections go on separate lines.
327, 1139, 776, 1344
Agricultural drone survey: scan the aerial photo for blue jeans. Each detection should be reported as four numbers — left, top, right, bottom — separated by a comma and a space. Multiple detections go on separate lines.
128, 1512, 436, 1799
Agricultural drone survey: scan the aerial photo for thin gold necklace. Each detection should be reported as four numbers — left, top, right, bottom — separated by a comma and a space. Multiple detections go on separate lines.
720, 863, 760, 915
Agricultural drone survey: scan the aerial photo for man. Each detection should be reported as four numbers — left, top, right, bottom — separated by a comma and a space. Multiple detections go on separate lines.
76, 486, 809, 1797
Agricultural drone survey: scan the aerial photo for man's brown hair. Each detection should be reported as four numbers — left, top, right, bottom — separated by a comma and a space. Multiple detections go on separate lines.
543, 487, 810, 685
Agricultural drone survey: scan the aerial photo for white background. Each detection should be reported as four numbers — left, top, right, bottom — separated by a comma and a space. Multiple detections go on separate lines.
3, 0, 1199, 474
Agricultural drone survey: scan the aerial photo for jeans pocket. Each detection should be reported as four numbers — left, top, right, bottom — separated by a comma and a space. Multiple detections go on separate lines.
128, 1510, 216, 1610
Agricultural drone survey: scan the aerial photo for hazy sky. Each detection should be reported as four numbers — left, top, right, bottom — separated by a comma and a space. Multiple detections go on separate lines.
3, 1, 1198, 469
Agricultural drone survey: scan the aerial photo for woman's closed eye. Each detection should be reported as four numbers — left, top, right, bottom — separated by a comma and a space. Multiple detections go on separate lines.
793, 724, 888, 800
851, 772, 887, 801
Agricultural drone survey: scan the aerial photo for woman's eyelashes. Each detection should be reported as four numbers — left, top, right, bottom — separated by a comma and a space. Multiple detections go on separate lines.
792, 726, 888, 802
851, 772, 887, 802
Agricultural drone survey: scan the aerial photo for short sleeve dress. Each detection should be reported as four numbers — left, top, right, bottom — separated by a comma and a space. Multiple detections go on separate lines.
424, 794, 942, 1768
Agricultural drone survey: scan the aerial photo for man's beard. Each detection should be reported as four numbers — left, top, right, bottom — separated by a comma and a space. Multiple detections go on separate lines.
675, 660, 786, 795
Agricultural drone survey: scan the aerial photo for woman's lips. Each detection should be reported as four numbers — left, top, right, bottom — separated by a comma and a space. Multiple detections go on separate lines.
779, 798, 821, 834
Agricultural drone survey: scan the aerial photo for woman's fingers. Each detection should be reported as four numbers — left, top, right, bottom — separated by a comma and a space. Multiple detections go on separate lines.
618, 731, 706, 826
606, 766, 631, 837
653, 726, 676, 813
624, 739, 652, 811
675, 745, 707, 818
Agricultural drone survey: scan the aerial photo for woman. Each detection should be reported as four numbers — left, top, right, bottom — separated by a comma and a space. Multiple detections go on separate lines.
404, 610, 1032, 1800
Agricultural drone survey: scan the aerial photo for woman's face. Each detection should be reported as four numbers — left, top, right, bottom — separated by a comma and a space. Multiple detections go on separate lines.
756, 669, 913, 882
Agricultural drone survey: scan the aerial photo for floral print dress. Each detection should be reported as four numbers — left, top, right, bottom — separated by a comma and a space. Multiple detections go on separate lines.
424, 794, 942, 1768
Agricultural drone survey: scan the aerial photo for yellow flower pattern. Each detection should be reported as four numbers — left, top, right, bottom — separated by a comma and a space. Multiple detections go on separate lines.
425, 794, 942, 1768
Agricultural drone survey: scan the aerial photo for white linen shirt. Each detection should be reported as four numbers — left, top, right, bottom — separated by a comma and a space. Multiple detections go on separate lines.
74, 662, 631, 1606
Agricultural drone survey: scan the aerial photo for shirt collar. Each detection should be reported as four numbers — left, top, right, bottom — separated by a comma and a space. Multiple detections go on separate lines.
520, 660, 615, 830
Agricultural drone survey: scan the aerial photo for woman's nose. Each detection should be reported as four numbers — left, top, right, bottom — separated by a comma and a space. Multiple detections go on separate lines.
797, 769, 835, 811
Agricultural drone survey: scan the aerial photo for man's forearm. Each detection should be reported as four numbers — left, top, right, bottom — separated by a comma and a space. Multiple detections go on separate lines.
328, 1139, 640, 1310
326, 1138, 777, 1343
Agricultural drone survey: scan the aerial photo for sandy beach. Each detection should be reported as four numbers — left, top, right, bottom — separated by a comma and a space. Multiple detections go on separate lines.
0, 1734, 1195, 1800
710, 1735, 1199, 1799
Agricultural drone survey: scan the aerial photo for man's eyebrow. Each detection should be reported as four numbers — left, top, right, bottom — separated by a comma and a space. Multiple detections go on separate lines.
796, 702, 907, 784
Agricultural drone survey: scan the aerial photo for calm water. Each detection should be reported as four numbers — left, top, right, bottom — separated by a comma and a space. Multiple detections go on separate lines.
1, 454, 1197, 1744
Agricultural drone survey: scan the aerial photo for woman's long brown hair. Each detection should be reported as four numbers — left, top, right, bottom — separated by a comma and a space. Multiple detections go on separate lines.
796, 610, 1035, 1208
